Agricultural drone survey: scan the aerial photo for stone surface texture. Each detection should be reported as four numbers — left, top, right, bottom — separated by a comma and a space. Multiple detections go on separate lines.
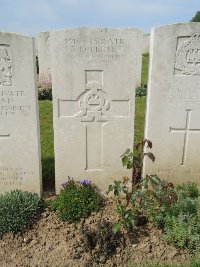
37, 32, 51, 84
34, 37, 38, 57
143, 23, 200, 185
0, 32, 42, 195
51, 28, 143, 193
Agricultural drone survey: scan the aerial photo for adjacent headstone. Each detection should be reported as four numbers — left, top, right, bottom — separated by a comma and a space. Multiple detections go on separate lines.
34, 37, 38, 57
51, 28, 143, 193
0, 32, 42, 195
143, 23, 200, 185
37, 32, 51, 84
142, 33, 150, 54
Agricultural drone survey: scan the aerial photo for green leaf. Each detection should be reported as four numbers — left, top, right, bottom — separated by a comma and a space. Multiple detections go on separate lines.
122, 155, 130, 166
121, 148, 130, 157
122, 186, 129, 195
133, 156, 140, 161
127, 161, 133, 169
114, 187, 121, 197
114, 180, 121, 186
149, 175, 161, 186
112, 222, 121, 233
125, 214, 130, 221
146, 139, 152, 149
125, 148, 131, 154
107, 185, 113, 194
143, 177, 149, 189
145, 189, 154, 196
116, 204, 127, 216
144, 152, 155, 162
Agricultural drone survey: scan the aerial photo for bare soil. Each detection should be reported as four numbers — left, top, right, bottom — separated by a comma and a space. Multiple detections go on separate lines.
0, 198, 191, 267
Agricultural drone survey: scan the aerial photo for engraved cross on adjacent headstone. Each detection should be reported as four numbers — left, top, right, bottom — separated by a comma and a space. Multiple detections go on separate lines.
170, 109, 200, 166
57, 70, 130, 170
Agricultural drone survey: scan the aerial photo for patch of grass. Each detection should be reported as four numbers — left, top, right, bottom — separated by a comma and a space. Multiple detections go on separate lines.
134, 97, 146, 145
39, 100, 55, 192
133, 53, 148, 152
141, 53, 149, 87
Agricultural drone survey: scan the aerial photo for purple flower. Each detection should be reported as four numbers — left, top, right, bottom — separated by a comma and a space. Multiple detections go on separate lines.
79, 179, 91, 185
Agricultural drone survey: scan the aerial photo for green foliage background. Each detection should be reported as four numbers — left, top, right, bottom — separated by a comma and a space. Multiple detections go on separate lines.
191, 11, 200, 22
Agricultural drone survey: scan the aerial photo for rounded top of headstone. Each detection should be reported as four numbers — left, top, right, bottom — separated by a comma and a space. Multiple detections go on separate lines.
151, 22, 200, 33
0, 31, 33, 39
37, 31, 50, 38
49, 27, 143, 34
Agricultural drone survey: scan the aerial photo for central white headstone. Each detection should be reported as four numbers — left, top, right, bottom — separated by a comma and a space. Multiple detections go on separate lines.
51, 28, 143, 193
0, 32, 42, 196
143, 23, 200, 185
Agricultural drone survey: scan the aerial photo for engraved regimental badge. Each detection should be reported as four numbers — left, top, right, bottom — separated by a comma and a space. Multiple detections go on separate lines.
77, 80, 110, 122
0, 46, 12, 86
175, 32, 200, 75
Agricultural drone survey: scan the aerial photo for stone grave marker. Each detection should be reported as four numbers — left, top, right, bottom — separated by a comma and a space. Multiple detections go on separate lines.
142, 33, 150, 54
143, 23, 200, 185
34, 37, 38, 57
51, 28, 143, 193
0, 32, 42, 195
37, 32, 51, 84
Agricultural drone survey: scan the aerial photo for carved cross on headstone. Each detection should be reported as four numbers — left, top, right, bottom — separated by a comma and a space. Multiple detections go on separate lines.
170, 109, 200, 166
0, 133, 10, 138
57, 70, 130, 170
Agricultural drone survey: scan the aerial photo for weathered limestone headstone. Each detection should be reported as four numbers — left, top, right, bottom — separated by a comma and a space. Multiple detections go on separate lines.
37, 32, 51, 84
0, 32, 42, 195
34, 37, 38, 57
51, 28, 143, 193
143, 23, 200, 185
142, 33, 150, 54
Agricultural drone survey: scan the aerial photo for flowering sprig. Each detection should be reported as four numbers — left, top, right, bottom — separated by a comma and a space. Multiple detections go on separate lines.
61, 178, 92, 188
61, 181, 68, 189
79, 179, 91, 185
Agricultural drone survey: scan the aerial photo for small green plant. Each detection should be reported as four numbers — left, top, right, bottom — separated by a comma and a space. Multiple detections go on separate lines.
38, 86, 52, 100
107, 139, 157, 232
163, 213, 200, 249
0, 190, 43, 234
162, 182, 200, 250
110, 151, 200, 250
52, 177, 103, 223
136, 86, 147, 97
190, 257, 200, 267
107, 140, 179, 233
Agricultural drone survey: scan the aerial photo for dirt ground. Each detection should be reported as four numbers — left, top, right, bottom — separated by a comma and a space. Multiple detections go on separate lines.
0, 198, 191, 267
